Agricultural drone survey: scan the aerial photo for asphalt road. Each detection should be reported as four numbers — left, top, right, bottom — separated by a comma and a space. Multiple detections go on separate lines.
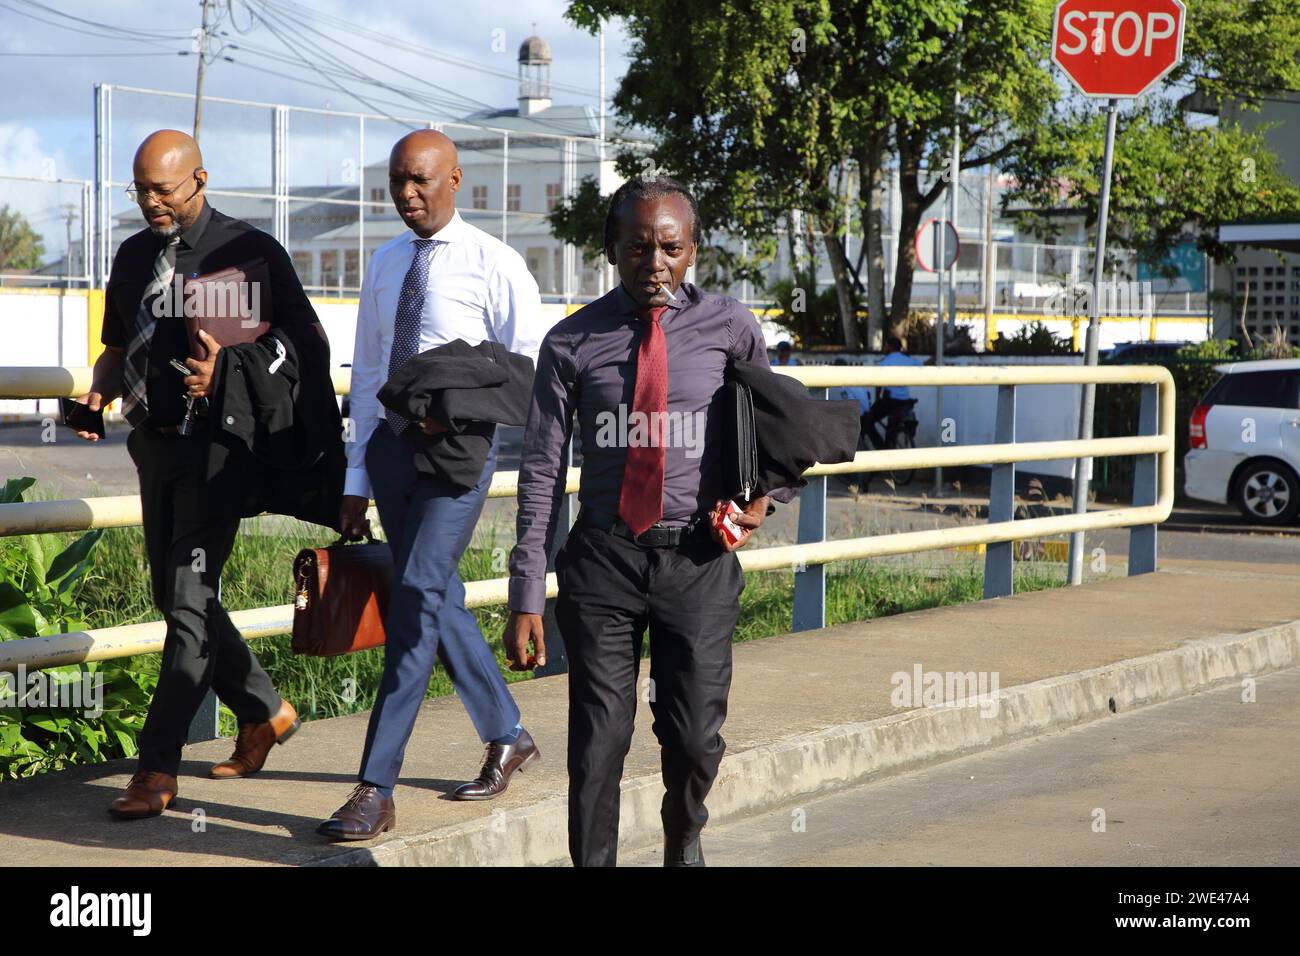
624, 667, 1300, 866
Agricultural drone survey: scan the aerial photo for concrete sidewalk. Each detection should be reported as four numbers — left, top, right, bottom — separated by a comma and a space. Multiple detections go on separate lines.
0, 556, 1296, 866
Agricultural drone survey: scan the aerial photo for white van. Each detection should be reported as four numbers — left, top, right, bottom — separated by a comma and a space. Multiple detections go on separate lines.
1184, 358, 1300, 525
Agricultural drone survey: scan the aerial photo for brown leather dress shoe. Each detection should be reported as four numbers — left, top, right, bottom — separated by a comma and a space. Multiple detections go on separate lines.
451, 727, 540, 800
316, 784, 396, 841
108, 770, 179, 820
209, 699, 300, 779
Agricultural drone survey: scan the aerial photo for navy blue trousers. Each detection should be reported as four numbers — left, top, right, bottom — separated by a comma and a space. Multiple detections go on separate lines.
357, 424, 520, 789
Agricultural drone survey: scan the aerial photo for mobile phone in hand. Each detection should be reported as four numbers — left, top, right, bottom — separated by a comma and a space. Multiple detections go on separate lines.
60, 398, 106, 439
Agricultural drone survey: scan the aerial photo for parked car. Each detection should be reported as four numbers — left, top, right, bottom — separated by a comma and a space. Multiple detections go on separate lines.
1184, 358, 1300, 524
1103, 340, 1192, 364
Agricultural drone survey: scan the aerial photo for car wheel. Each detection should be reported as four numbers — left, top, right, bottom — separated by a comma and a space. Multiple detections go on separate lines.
1234, 460, 1300, 525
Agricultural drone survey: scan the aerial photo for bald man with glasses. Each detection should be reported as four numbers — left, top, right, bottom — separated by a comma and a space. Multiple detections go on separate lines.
76, 129, 327, 819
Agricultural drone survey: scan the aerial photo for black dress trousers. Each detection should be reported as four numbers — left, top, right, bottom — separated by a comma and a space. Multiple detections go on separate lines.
127, 423, 281, 775
555, 518, 743, 867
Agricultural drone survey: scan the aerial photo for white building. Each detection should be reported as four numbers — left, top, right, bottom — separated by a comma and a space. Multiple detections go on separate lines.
302, 33, 635, 301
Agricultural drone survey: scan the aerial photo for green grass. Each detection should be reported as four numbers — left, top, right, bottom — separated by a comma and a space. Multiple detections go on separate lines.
38, 516, 1069, 737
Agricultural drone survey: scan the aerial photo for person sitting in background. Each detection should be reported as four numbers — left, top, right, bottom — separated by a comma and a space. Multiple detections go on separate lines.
861, 335, 921, 450
771, 341, 799, 366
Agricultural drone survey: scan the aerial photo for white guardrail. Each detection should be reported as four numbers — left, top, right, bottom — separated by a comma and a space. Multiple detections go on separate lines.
0, 364, 1173, 675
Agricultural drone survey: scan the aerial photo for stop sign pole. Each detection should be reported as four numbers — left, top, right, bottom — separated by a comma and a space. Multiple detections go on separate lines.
1051, 0, 1186, 585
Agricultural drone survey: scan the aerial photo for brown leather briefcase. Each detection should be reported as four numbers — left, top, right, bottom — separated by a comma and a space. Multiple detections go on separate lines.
291, 536, 393, 657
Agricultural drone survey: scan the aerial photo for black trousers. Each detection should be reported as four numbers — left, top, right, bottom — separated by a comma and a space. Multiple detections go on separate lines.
127, 425, 280, 775
555, 517, 743, 867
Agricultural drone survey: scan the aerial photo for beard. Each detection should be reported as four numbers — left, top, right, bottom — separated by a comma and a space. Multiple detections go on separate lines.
148, 219, 182, 238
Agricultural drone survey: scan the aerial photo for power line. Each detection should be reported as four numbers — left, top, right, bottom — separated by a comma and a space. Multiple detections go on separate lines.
261, 0, 605, 100
221, 52, 602, 170
3, 0, 187, 45
0, 50, 186, 57
245, 0, 610, 141
242, 1, 419, 132
252, 0, 497, 115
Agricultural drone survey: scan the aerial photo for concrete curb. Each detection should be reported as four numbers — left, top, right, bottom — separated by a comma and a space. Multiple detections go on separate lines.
311, 619, 1300, 867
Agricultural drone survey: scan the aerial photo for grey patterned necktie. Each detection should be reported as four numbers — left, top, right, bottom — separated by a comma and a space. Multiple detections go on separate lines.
121, 235, 180, 427
386, 237, 437, 436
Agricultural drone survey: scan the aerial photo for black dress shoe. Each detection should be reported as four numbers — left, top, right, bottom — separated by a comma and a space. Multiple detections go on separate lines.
664, 836, 705, 867
451, 728, 540, 800
316, 784, 396, 841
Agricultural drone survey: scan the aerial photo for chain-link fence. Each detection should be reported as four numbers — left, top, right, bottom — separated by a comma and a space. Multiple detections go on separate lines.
0, 175, 93, 288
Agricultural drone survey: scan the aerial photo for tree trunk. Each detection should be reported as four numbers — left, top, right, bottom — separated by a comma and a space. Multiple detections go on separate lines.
890, 131, 924, 329
822, 228, 860, 349
856, 132, 887, 350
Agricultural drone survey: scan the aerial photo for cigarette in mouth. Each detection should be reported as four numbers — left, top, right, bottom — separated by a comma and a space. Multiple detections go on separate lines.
657, 283, 671, 299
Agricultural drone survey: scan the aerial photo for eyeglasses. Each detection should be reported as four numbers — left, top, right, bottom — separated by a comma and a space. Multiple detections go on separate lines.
125, 168, 203, 204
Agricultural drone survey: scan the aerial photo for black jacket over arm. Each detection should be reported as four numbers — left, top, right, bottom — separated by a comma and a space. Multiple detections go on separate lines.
205, 322, 346, 531
377, 338, 535, 491
727, 360, 861, 496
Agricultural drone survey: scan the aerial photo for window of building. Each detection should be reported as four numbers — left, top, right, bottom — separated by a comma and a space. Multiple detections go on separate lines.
320, 249, 339, 289
546, 182, 563, 211
472, 185, 488, 210
291, 251, 312, 287
344, 248, 360, 288
507, 184, 521, 212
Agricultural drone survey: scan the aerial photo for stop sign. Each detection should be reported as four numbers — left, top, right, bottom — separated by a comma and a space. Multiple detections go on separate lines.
1051, 0, 1185, 98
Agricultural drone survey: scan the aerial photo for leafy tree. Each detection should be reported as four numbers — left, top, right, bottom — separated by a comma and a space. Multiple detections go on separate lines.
564, 0, 1300, 350
1002, 0, 1300, 270
0, 205, 45, 273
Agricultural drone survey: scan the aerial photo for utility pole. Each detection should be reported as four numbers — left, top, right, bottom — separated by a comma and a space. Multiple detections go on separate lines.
193, 0, 213, 142
599, 20, 612, 295
62, 204, 77, 285
984, 164, 995, 347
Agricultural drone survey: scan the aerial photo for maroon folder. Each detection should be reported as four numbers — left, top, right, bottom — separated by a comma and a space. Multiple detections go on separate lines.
183, 258, 273, 360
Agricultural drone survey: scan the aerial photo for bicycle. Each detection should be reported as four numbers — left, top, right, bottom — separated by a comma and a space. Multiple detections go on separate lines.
858, 397, 919, 488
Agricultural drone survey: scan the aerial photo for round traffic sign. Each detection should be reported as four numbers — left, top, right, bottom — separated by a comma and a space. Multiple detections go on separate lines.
915, 218, 960, 272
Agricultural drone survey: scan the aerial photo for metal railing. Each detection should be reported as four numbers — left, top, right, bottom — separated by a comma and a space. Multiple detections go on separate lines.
0, 364, 1173, 693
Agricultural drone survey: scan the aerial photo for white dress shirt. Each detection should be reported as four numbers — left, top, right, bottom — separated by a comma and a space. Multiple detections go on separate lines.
345, 210, 546, 498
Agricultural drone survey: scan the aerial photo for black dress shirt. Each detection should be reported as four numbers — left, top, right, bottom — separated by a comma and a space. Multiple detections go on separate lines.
101, 202, 318, 427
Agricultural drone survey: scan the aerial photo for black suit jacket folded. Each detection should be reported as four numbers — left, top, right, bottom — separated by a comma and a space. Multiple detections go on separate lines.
726, 360, 861, 497
205, 322, 346, 530
377, 338, 536, 491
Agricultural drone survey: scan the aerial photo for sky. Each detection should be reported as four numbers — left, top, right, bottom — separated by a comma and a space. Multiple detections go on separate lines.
0, 0, 631, 259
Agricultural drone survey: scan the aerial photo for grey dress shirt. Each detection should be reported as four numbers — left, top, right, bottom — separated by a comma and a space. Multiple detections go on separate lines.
508, 281, 789, 614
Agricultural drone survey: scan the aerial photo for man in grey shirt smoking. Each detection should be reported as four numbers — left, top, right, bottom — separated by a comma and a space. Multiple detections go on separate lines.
505, 176, 790, 867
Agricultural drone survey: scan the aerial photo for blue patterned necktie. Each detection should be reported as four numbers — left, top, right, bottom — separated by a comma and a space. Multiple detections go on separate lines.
386, 236, 437, 436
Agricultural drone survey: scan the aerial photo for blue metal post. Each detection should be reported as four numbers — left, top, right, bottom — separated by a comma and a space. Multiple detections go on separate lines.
792, 387, 827, 631
983, 384, 1016, 599
1128, 382, 1158, 575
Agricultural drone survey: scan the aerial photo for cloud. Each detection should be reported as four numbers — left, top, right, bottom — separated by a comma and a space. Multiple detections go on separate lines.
0, 124, 81, 260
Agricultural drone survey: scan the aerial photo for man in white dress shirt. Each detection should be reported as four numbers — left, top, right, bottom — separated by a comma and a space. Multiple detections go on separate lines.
318, 130, 547, 841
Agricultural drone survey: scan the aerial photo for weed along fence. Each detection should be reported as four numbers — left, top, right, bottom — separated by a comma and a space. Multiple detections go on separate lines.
0, 364, 1174, 740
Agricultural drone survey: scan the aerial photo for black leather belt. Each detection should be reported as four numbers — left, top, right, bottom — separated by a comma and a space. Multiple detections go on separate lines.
577, 509, 708, 548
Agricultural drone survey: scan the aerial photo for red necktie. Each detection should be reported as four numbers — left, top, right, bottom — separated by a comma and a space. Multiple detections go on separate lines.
618, 306, 669, 537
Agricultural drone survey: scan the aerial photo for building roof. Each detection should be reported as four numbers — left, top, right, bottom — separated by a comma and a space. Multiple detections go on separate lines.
518, 35, 552, 63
